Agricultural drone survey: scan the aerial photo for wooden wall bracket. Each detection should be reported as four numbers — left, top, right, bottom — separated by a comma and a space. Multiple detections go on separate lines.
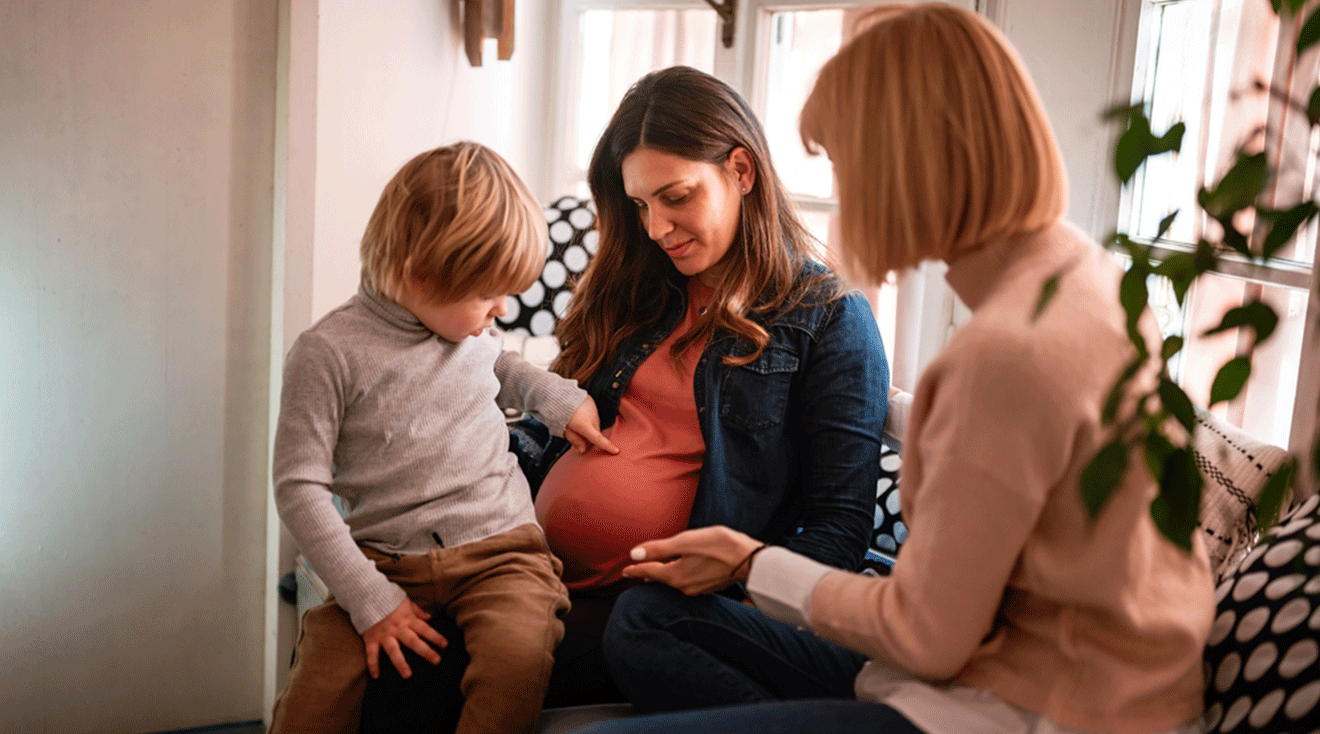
704, 0, 737, 48
463, 0, 514, 66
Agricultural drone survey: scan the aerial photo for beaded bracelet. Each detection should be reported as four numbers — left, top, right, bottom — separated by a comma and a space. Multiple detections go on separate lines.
731, 543, 769, 579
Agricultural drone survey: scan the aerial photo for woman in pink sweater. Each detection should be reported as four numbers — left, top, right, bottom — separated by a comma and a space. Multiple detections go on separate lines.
584, 4, 1213, 734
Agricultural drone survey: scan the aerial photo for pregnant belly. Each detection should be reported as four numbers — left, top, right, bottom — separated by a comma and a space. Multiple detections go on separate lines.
535, 447, 699, 589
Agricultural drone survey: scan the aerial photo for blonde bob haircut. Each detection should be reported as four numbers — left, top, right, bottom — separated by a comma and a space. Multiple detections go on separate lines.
800, 3, 1067, 284
360, 141, 546, 305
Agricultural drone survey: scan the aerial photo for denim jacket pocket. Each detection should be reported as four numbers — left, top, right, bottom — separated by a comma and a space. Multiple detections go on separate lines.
719, 346, 799, 431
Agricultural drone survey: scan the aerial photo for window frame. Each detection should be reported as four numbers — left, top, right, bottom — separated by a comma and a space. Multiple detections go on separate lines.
1119, 0, 1320, 452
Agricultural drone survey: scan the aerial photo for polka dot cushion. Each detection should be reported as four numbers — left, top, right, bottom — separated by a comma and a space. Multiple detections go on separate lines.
859, 436, 905, 576
497, 196, 598, 337
1203, 493, 1320, 733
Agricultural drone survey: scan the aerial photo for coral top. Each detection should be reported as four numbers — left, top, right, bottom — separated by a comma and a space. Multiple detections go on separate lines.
536, 278, 713, 591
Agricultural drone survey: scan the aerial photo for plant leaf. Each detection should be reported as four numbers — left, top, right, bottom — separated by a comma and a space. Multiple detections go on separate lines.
1268, 0, 1308, 17
1156, 210, 1179, 239
1033, 270, 1064, 322
1081, 439, 1130, 517
1161, 335, 1185, 361
1308, 87, 1320, 126
1153, 122, 1186, 155
1209, 356, 1253, 405
1194, 239, 1219, 273
1158, 377, 1198, 434
1203, 300, 1279, 344
1112, 233, 1150, 266
1199, 153, 1269, 220
1153, 252, 1198, 305
1254, 458, 1296, 533
1300, 5, 1320, 55
1260, 201, 1319, 260
1143, 430, 1177, 485
1102, 359, 1143, 424
1148, 447, 1203, 552
1219, 216, 1255, 258
1102, 102, 1143, 122
1111, 112, 1185, 184
1115, 115, 1153, 184
1119, 264, 1150, 358
1261, 0, 1304, 13
1120, 260, 1150, 316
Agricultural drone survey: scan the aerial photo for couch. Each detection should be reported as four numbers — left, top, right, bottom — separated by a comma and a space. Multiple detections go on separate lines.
288, 360, 911, 733
288, 195, 1315, 732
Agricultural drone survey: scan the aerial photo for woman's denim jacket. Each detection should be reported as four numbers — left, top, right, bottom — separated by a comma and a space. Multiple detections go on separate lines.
511, 266, 889, 572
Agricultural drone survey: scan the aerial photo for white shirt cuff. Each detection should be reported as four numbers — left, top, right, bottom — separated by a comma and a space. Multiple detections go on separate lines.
746, 546, 834, 628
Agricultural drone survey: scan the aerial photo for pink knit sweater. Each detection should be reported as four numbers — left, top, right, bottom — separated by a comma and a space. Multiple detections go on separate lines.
749, 221, 1213, 734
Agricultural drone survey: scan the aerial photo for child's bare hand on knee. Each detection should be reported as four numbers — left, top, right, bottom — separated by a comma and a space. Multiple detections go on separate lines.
564, 396, 620, 455
362, 598, 448, 679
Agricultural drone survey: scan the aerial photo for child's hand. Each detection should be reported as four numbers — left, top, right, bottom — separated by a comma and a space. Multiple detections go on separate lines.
361, 598, 448, 679
564, 397, 620, 455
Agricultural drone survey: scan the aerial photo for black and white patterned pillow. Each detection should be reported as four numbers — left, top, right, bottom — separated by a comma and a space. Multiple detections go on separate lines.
860, 436, 905, 576
497, 196, 597, 337
1203, 493, 1320, 734
1192, 407, 1292, 580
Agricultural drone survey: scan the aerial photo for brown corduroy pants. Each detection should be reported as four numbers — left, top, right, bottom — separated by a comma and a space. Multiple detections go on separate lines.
268, 523, 571, 734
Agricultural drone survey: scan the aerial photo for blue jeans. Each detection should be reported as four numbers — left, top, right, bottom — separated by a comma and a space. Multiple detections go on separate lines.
575, 700, 923, 734
603, 584, 872, 713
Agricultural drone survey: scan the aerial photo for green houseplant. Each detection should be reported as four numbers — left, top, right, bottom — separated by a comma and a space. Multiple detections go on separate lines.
1067, 0, 1320, 548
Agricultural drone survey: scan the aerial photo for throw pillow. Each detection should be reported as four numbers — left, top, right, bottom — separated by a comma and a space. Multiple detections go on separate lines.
860, 435, 905, 576
1192, 407, 1292, 579
497, 196, 597, 337
1203, 493, 1320, 734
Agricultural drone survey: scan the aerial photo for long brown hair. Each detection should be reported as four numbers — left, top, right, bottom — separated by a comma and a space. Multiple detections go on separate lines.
554, 66, 837, 382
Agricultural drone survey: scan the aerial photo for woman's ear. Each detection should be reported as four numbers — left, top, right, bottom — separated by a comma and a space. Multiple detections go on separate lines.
725, 147, 757, 195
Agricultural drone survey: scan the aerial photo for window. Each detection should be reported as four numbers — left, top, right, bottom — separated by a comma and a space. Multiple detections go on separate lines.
1125, 0, 1319, 448
553, 0, 1234, 410
751, 6, 898, 368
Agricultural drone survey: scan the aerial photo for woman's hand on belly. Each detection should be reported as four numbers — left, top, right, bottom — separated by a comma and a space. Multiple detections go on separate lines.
622, 525, 764, 595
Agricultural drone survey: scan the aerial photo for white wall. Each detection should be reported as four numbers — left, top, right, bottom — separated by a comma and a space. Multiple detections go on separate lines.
988, 0, 1142, 240
0, 1, 276, 732
303, 0, 556, 322
265, 0, 558, 714
0, 0, 561, 727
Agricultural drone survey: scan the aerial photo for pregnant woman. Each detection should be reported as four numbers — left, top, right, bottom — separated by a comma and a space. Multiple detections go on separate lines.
523, 64, 890, 707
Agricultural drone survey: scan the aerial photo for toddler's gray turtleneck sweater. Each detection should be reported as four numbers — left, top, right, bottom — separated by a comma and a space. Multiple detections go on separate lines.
273, 286, 586, 632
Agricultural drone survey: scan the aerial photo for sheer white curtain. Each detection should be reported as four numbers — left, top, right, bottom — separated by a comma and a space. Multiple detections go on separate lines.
575, 10, 717, 173
889, 262, 958, 393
